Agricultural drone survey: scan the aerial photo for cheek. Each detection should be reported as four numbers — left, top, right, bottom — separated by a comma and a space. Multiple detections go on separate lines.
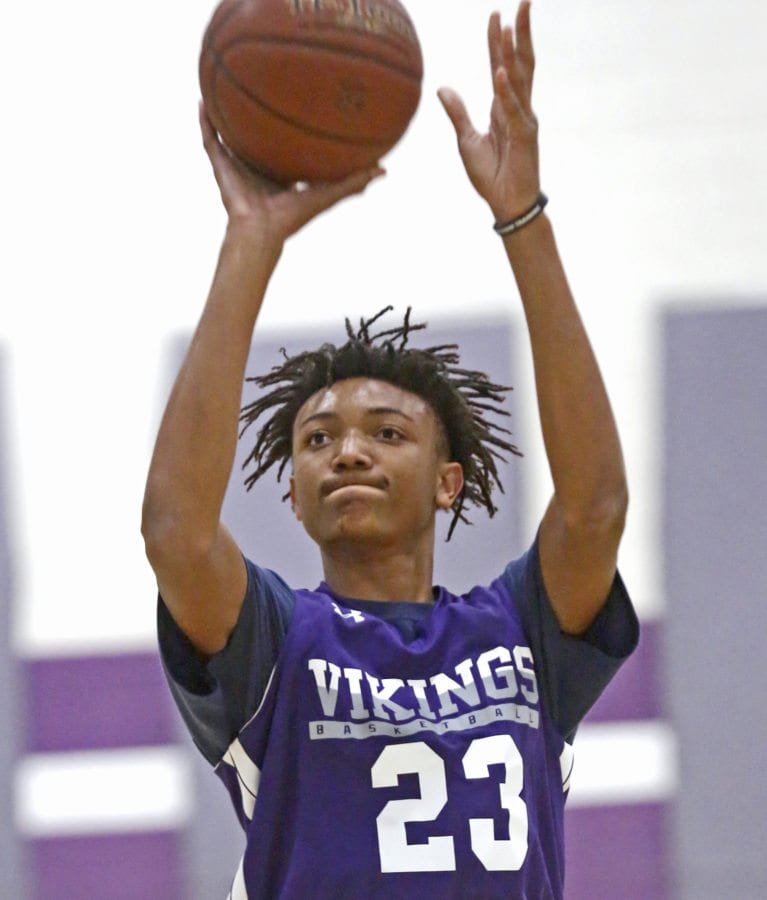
291, 459, 320, 511
396, 459, 442, 506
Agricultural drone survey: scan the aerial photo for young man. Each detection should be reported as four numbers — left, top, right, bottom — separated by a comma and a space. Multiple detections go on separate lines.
142, 3, 637, 897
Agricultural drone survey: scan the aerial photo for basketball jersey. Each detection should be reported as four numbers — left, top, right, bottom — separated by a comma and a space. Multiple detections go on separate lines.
216, 576, 577, 899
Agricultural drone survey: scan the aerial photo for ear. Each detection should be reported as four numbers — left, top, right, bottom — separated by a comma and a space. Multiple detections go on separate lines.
435, 461, 464, 510
289, 475, 303, 522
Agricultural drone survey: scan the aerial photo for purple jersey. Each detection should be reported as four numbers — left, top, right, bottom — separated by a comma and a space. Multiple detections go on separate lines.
159, 542, 637, 898
200, 560, 632, 898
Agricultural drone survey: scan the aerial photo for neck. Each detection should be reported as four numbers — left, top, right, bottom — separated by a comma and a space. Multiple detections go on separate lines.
319, 537, 435, 603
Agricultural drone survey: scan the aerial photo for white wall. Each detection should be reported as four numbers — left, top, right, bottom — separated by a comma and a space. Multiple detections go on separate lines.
2, 0, 765, 655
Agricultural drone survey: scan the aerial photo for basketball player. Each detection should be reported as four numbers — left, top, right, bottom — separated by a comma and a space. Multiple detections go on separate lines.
143, 3, 638, 897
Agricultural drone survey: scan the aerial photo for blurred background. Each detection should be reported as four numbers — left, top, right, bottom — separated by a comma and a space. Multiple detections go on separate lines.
1, 0, 765, 896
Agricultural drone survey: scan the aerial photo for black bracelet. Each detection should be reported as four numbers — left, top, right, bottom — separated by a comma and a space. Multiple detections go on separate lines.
493, 192, 548, 237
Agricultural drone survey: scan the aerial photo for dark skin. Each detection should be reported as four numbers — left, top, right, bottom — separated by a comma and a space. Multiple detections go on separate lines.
289, 377, 464, 603
142, 2, 627, 656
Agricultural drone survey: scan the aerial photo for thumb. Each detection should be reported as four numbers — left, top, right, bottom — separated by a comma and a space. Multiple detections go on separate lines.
292, 166, 386, 229
437, 87, 476, 140
318, 165, 386, 206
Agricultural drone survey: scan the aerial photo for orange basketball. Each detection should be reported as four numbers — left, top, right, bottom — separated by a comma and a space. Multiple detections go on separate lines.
199, 0, 423, 184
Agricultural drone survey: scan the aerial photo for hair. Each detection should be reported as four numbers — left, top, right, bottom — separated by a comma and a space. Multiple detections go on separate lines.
239, 306, 522, 539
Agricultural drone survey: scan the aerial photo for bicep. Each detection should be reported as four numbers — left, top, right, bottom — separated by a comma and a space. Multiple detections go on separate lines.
148, 522, 248, 656
537, 494, 625, 636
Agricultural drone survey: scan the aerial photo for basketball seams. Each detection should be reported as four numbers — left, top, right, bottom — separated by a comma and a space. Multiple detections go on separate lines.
211, 26, 421, 79
214, 34, 422, 83
210, 58, 416, 147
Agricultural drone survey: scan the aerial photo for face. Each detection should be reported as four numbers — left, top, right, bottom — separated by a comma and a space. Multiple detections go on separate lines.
289, 378, 463, 551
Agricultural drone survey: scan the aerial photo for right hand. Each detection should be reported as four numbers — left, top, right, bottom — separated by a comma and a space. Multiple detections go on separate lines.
199, 102, 385, 248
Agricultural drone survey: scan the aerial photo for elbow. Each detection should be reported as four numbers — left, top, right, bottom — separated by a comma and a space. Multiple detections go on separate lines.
560, 483, 629, 541
141, 502, 178, 569
141, 470, 222, 575
141, 492, 209, 570
597, 482, 629, 532
141, 487, 169, 560
141, 511, 218, 577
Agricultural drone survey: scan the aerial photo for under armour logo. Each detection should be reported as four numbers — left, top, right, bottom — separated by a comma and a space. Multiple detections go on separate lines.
332, 601, 365, 624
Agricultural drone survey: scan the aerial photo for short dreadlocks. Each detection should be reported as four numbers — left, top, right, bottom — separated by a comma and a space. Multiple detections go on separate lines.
239, 307, 522, 539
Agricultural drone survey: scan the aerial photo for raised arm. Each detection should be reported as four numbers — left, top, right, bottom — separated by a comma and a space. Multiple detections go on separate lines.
438, 2, 628, 635
141, 105, 383, 655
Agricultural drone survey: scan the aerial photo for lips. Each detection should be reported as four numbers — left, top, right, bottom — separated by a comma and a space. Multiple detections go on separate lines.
321, 476, 388, 497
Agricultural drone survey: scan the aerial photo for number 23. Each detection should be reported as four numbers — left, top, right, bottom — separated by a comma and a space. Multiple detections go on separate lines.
371, 734, 528, 873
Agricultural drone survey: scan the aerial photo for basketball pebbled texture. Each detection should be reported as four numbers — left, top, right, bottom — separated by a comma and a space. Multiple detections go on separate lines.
199, 0, 424, 184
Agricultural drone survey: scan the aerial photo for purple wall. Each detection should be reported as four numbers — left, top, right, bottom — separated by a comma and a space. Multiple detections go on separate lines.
662, 306, 767, 898
19, 652, 190, 900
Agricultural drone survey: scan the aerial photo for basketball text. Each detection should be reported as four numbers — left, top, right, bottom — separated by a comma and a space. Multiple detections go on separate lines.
287, 0, 419, 46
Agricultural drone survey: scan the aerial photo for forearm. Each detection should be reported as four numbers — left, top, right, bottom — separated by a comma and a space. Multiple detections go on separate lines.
441, 3, 626, 631
503, 214, 627, 524
142, 226, 281, 546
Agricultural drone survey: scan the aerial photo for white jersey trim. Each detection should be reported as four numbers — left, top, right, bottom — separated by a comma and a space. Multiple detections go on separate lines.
560, 741, 575, 794
227, 856, 248, 899
221, 738, 261, 821
242, 664, 278, 731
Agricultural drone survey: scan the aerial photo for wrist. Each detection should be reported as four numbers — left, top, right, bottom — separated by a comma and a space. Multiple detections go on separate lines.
493, 193, 548, 238
223, 220, 283, 267
501, 209, 551, 246
500, 212, 556, 275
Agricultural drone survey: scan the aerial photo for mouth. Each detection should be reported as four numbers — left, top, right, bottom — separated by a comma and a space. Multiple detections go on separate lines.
322, 478, 388, 498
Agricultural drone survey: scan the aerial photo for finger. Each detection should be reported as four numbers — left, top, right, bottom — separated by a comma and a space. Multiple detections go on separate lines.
326, 164, 386, 199
199, 101, 237, 201
494, 65, 525, 125
501, 24, 531, 111
515, 1, 535, 91
487, 12, 503, 88
296, 165, 385, 223
199, 101, 218, 155
198, 100, 233, 176
437, 87, 477, 142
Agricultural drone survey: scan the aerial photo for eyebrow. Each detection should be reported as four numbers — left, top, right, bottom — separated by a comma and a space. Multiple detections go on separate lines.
298, 407, 416, 429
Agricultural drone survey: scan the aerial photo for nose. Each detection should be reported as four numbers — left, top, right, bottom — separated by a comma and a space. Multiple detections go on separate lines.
332, 431, 373, 472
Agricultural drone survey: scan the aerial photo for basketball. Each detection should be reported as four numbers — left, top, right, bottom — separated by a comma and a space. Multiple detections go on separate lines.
199, 0, 423, 185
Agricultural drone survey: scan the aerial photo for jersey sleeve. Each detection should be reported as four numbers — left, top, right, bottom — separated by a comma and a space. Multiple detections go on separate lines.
157, 558, 295, 765
499, 537, 639, 741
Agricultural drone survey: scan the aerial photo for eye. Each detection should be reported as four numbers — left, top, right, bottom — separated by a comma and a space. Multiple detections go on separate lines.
378, 425, 404, 442
307, 431, 331, 448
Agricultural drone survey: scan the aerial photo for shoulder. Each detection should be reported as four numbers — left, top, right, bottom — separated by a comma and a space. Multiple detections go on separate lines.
157, 558, 300, 765
494, 538, 637, 657
484, 538, 639, 739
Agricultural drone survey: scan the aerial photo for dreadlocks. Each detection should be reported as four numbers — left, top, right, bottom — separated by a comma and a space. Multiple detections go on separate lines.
239, 307, 522, 539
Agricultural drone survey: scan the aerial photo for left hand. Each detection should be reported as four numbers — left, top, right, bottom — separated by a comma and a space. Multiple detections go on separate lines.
438, 2, 540, 223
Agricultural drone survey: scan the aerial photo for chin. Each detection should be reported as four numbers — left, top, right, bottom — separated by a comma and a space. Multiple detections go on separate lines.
311, 513, 395, 549
330, 520, 389, 545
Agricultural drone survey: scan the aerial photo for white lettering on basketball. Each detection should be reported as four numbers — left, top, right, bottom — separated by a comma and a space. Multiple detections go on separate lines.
286, 0, 418, 45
